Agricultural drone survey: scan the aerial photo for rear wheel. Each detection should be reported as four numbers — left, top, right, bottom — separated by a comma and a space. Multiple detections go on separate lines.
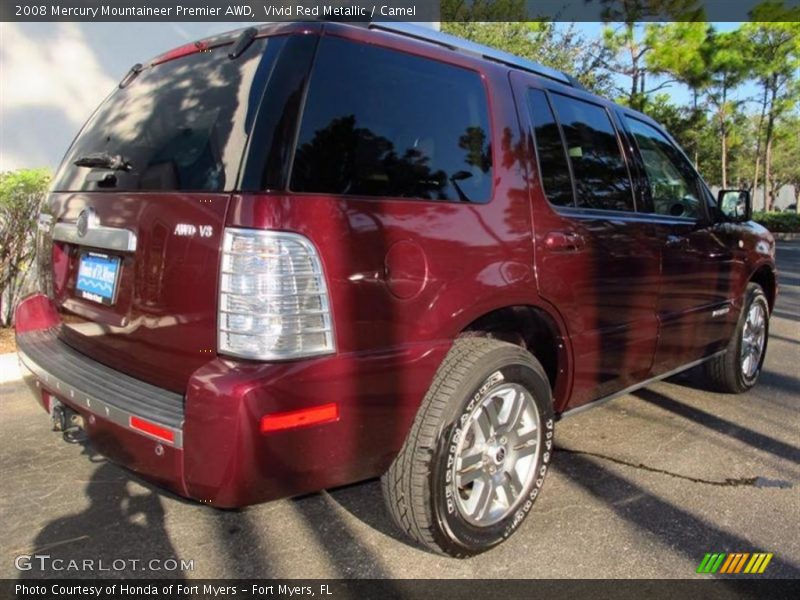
381, 338, 554, 557
704, 283, 769, 393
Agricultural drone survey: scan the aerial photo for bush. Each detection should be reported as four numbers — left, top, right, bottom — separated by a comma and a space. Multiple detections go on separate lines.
0, 168, 51, 326
752, 211, 800, 233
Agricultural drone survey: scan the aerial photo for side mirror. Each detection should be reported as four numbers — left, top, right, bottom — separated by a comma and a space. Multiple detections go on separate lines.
718, 189, 752, 222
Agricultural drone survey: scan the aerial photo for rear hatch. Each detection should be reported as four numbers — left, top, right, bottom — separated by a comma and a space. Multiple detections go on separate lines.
42, 31, 280, 393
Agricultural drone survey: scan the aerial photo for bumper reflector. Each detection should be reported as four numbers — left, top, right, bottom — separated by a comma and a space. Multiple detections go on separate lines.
41, 391, 53, 413
260, 403, 339, 433
130, 416, 175, 443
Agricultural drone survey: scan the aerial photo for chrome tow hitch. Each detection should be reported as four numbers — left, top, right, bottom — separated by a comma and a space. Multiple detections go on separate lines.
51, 400, 87, 444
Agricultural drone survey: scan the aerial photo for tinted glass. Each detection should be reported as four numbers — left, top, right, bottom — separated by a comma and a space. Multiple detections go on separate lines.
625, 117, 702, 219
527, 89, 574, 207
549, 94, 633, 212
52, 38, 274, 192
291, 37, 492, 203
242, 35, 318, 191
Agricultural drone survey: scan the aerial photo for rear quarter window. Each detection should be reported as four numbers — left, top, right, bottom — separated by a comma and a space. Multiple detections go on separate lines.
290, 36, 493, 203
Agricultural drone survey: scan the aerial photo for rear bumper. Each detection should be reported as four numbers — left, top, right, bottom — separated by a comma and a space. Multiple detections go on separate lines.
15, 293, 450, 507
16, 315, 189, 498
18, 329, 184, 446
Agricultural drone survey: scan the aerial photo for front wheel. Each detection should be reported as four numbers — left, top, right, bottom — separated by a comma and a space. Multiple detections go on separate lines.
704, 283, 770, 393
381, 338, 554, 557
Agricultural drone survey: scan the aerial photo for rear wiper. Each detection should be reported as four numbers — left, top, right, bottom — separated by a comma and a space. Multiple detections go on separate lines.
228, 27, 258, 59
73, 152, 133, 172
119, 63, 143, 89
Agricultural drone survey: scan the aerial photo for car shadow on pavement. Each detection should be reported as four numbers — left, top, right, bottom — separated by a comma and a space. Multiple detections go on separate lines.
324, 480, 415, 547
208, 507, 280, 578
289, 489, 417, 579
766, 333, 799, 346
24, 444, 185, 580
552, 449, 800, 579
771, 310, 799, 323
755, 370, 800, 397
632, 388, 800, 465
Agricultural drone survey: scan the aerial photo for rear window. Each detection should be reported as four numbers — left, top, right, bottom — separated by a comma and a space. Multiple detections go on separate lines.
52, 37, 277, 192
290, 36, 493, 203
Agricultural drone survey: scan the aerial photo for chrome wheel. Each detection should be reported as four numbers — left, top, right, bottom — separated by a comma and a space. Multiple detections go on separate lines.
741, 302, 766, 380
452, 383, 540, 527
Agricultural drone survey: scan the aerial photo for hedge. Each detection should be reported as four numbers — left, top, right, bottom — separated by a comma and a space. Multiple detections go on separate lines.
752, 212, 800, 233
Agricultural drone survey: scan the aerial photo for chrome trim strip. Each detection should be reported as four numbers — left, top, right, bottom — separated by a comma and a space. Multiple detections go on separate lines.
53, 222, 137, 252
555, 206, 700, 226
218, 327, 332, 336
18, 350, 182, 448
219, 309, 329, 317
558, 351, 726, 420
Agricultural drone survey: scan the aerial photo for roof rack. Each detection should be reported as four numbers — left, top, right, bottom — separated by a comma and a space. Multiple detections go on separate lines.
368, 22, 580, 88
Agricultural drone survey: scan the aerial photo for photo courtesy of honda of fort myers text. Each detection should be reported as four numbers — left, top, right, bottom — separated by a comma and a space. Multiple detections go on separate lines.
1, 0, 800, 597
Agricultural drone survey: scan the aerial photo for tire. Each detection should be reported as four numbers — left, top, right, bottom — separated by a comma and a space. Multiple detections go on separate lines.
381, 337, 554, 557
704, 283, 770, 393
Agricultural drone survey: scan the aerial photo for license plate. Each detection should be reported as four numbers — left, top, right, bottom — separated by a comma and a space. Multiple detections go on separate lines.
76, 252, 121, 306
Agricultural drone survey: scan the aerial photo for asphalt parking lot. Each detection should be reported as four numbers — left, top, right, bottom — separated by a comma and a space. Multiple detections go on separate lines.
1, 242, 798, 580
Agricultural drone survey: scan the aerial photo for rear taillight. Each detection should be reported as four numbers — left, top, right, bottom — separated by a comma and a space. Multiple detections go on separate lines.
218, 228, 335, 360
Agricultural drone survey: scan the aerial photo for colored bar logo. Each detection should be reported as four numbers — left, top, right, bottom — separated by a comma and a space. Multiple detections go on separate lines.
697, 552, 773, 574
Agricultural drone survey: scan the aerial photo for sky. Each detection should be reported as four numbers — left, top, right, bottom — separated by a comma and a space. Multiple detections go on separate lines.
0, 21, 759, 172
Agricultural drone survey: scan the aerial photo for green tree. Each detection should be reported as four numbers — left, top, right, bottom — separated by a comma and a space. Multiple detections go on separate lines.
726, 111, 758, 190
646, 22, 712, 165
742, 6, 800, 209
596, 1, 706, 110
0, 169, 50, 327
703, 28, 750, 188
769, 112, 800, 210
642, 93, 706, 157
729, 114, 761, 193
441, 0, 527, 20
600, 23, 652, 110
591, 0, 705, 21
441, 22, 612, 95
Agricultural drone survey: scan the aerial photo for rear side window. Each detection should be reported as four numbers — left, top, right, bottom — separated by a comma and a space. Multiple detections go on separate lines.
527, 89, 574, 207
290, 37, 492, 203
52, 38, 276, 192
549, 94, 634, 212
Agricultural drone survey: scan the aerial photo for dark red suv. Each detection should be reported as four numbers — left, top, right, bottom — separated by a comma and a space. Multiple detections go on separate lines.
15, 21, 777, 557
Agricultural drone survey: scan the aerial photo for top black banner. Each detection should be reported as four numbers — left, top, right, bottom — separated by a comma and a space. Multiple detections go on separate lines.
2, 0, 799, 22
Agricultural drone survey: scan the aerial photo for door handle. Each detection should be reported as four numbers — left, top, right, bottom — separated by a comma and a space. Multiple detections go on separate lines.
544, 231, 585, 252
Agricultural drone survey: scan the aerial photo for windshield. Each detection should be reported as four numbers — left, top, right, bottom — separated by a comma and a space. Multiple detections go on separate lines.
52, 37, 275, 192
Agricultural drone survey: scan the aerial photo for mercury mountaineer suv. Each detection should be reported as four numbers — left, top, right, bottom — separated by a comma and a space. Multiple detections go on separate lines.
15, 22, 777, 557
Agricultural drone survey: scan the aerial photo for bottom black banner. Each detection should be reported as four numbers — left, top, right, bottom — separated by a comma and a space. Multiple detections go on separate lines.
4, 579, 800, 600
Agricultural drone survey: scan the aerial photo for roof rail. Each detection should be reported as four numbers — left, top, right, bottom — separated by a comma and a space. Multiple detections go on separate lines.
368, 22, 577, 87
